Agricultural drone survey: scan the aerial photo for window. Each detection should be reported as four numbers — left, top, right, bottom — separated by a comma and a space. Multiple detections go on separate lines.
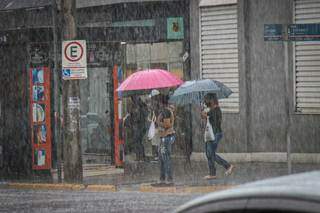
200, 1, 239, 112
126, 41, 184, 78
294, 0, 320, 113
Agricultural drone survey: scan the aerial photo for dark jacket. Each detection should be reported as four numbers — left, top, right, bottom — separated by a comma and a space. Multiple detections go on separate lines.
207, 107, 222, 134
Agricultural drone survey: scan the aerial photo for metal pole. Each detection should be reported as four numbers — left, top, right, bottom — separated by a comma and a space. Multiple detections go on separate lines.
52, 0, 62, 183
284, 39, 292, 175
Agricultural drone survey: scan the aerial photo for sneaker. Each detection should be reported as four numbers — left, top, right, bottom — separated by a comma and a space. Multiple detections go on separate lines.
166, 178, 174, 185
150, 157, 158, 163
151, 182, 166, 187
165, 182, 174, 186
225, 165, 235, 176
204, 175, 217, 180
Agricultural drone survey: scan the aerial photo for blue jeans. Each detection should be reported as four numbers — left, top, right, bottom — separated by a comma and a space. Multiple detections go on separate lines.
205, 133, 230, 176
159, 135, 175, 181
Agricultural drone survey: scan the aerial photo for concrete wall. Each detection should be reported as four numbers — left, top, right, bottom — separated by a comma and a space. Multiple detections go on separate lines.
246, 0, 291, 152
291, 115, 320, 153
189, 0, 320, 153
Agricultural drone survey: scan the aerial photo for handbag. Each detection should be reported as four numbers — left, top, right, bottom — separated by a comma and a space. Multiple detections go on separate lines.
148, 121, 156, 140
147, 112, 157, 140
204, 117, 215, 142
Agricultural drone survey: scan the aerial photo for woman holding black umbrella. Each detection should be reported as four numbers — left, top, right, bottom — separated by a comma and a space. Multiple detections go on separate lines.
201, 94, 235, 179
168, 79, 235, 179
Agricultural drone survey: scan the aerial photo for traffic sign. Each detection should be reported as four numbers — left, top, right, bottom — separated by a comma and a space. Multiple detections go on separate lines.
264, 24, 283, 41
62, 40, 87, 80
288, 24, 320, 41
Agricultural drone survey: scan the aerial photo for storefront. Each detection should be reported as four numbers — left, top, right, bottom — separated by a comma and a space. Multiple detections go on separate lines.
0, 0, 192, 175
77, 0, 191, 164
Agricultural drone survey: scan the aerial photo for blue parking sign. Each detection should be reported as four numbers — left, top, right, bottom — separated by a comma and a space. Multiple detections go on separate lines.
62, 69, 71, 78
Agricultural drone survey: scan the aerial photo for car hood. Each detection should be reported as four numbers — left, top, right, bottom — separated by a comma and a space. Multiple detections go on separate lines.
175, 171, 320, 212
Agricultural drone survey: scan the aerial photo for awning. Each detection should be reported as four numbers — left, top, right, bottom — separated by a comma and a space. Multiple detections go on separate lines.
0, 0, 51, 11
77, 0, 181, 8
0, 0, 181, 11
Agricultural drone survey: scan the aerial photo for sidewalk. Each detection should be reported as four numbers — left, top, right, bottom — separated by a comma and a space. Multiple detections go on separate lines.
84, 158, 320, 187
51, 164, 124, 181
1, 158, 319, 193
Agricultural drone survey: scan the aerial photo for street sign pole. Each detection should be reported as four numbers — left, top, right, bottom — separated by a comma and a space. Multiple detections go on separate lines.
284, 38, 292, 175
51, 0, 62, 183
61, 0, 83, 183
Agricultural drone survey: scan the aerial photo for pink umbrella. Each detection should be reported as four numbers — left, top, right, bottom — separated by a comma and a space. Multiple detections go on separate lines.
117, 69, 183, 92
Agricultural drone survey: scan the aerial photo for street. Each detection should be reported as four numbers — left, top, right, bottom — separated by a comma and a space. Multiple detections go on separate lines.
0, 189, 201, 213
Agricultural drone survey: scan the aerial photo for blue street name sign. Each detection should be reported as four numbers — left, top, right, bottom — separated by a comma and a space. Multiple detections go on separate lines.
288, 24, 320, 41
264, 24, 283, 41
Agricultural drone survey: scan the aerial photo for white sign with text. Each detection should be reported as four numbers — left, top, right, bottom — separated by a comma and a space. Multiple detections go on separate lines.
62, 40, 87, 80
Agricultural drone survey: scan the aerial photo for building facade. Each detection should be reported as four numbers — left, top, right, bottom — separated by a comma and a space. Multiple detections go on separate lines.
0, 0, 319, 178
190, 0, 320, 161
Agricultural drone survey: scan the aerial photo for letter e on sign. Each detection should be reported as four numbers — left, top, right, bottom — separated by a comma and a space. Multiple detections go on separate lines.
64, 41, 83, 62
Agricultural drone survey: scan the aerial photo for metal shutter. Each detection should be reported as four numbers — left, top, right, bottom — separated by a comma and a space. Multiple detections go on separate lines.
294, 0, 320, 113
200, 4, 239, 112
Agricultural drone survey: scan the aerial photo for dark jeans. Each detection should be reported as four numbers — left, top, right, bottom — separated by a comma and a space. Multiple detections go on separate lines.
133, 128, 146, 161
159, 134, 175, 181
205, 133, 230, 176
152, 145, 158, 158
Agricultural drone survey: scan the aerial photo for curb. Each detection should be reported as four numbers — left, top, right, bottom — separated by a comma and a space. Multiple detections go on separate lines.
140, 184, 177, 193
4, 183, 115, 192
86, 184, 117, 192
2, 183, 235, 194
6, 183, 85, 191
139, 183, 235, 194
179, 185, 235, 193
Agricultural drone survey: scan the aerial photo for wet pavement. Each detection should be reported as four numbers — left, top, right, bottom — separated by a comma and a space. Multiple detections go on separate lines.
2, 161, 319, 191
0, 189, 201, 213
84, 161, 320, 188
0, 161, 319, 213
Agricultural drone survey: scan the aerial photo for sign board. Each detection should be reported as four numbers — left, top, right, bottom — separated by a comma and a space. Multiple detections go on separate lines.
62, 40, 87, 80
183, 51, 189, 62
30, 67, 52, 170
68, 96, 81, 133
264, 24, 283, 41
167, 17, 184, 40
288, 24, 320, 41
68, 97, 80, 110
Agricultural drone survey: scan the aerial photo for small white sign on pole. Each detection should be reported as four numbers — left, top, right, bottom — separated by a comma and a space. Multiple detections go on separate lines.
62, 40, 87, 80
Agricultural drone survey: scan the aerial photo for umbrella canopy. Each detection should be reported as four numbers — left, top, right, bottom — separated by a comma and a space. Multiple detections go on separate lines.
169, 79, 232, 106
117, 69, 183, 93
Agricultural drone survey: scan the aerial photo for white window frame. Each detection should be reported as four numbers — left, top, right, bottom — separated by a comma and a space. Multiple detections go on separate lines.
199, 1, 239, 113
